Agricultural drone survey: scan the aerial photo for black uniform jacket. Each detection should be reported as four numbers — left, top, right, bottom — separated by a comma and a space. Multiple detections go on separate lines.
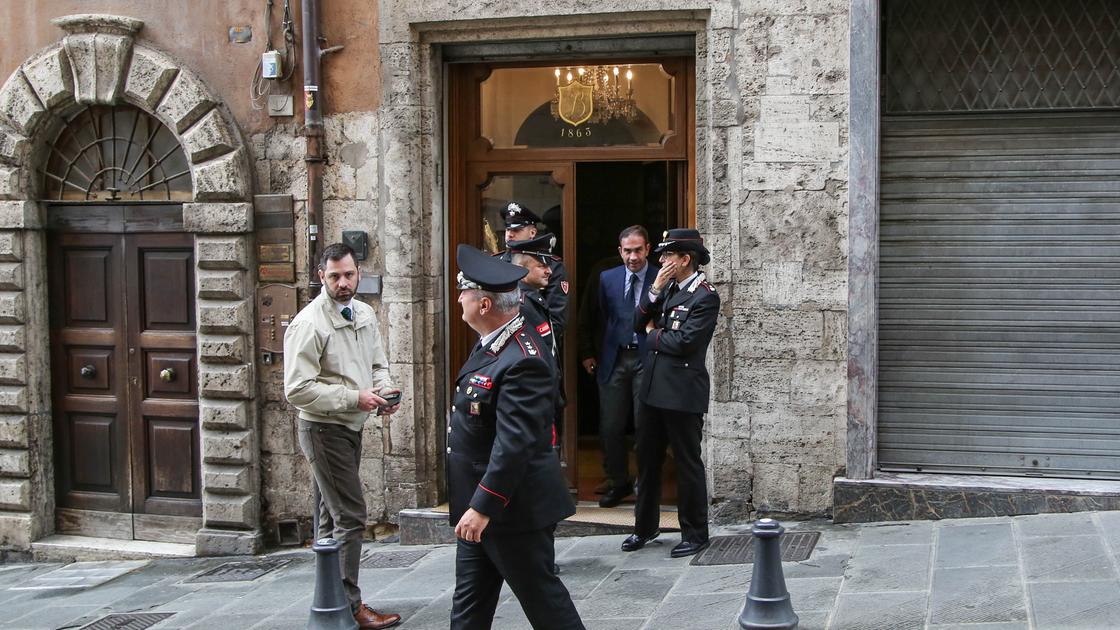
498, 250, 569, 336
447, 314, 575, 533
633, 272, 720, 414
519, 285, 557, 359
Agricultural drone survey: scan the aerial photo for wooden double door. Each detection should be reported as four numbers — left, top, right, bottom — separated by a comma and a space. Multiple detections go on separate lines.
50, 230, 202, 542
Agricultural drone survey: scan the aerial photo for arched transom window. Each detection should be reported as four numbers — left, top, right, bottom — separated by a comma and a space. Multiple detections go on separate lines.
43, 104, 192, 202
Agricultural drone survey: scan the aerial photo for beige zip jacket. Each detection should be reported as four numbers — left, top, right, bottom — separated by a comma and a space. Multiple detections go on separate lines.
283, 292, 394, 432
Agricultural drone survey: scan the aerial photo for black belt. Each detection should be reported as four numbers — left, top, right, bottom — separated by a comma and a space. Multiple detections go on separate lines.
621, 343, 639, 350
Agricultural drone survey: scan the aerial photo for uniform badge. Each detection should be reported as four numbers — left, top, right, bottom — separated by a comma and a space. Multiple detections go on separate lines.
560, 281, 569, 294
469, 374, 493, 390
536, 322, 552, 336
672, 320, 681, 330
466, 386, 473, 395
469, 402, 481, 415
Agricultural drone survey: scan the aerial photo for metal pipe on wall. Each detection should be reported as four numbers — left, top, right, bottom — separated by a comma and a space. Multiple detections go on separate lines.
302, 0, 324, 294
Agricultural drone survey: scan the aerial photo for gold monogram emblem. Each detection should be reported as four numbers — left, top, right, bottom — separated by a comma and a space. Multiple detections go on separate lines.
557, 81, 593, 127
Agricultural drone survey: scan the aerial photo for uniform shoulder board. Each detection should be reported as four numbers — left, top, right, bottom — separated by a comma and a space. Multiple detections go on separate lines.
687, 272, 707, 293
516, 331, 541, 358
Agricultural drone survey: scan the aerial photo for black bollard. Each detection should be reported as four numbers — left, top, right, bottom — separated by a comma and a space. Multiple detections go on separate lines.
738, 518, 798, 629
308, 537, 358, 630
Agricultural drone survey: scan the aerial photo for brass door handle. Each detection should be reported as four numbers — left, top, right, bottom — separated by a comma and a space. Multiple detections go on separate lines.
80, 364, 96, 379
159, 368, 176, 382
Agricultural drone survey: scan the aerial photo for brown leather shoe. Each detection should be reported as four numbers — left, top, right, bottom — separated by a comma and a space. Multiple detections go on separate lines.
354, 603, 401, 629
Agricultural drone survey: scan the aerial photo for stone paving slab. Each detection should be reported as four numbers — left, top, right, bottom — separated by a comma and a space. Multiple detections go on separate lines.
5, 513, 1120, 629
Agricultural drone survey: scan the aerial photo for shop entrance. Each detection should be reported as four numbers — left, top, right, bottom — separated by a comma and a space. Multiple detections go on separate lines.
447, 57, 694, 501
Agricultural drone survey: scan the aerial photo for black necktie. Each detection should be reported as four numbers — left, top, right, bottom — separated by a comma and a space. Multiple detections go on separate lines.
341, 306, 352, 321
625, 273, 637, 306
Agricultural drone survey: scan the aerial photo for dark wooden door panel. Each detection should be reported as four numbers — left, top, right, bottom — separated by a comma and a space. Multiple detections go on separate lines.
141, 415, 200, 515
62, 247, 113, 326
141, 249, 194, 329
50, 227, 201, 525
126, 233, 200, 517
50, 233, 129, 513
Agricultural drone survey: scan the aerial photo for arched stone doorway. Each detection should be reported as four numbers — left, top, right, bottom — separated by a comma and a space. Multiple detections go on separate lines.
0, 14, 259, 555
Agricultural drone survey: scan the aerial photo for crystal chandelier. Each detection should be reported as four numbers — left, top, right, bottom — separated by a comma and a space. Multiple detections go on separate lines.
550, 65, 637, 126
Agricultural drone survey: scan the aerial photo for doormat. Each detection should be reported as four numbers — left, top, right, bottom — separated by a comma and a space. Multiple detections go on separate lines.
80, 613, 175, 630
690, 531, 820, 566
185, 558, 291, 583
360, 548, 431, 569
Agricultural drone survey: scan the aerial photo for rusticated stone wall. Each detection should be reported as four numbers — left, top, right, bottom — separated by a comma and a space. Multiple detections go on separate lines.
0, 14, 260, 554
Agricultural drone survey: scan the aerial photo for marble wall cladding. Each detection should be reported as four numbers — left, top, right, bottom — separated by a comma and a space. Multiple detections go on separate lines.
833, 480, 1120, 524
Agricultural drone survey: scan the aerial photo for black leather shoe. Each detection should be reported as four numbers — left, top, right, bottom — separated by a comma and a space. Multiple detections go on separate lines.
597, 482, 634, 508
621, 530, 660, 552
670, 539, 710, 558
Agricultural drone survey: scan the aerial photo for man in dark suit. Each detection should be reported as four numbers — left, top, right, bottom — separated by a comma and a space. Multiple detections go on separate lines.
579, 225, 659, 508
623, 229, 720, 558
448, 244, 584, 630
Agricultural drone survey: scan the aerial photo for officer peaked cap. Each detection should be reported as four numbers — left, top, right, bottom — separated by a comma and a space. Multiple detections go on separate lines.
654, 228, 711, 266
456, 244, 527, 292
506, 233, 557, 261
502, 202, 541, 229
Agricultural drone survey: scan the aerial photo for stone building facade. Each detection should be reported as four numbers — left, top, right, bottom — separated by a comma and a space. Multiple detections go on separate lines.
0, 0, 850, 555
8, 0, 1105, 557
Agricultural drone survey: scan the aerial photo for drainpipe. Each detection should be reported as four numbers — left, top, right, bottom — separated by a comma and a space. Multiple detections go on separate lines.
301, 0, 343, 296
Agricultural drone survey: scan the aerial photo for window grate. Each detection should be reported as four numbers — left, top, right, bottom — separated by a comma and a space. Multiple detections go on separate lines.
43, 104, 192, 201
690, 531, 820, 566
79, 613, 175, 630
884, 0, 1120, 113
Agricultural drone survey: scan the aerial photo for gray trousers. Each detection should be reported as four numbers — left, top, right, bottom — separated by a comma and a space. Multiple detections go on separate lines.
598, 348, 644, 487
298, 419, 367, 612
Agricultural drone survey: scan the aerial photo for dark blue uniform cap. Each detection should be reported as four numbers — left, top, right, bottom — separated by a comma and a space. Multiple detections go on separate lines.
506, 232, 557, 261
456, 244, 528, 292
653, 228, 711, 266
502, 202, 542, 229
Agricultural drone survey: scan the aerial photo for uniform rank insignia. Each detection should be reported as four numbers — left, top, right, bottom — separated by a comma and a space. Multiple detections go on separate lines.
536, 322, 552, 336
469, 402, 481, 415
469, 374, 493, 389
672, 320, 681, 330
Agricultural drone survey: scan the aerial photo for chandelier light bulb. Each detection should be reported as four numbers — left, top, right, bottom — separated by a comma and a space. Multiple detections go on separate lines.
613, 66, 620, 76
566, 71, 573, 82
578, 67, 585, 76
625, 69, 633, 81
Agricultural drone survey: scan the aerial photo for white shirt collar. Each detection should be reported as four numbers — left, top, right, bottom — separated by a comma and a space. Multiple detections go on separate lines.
333, 299, 354, 314
676, 270, 699, 290
627, 262, 648, 280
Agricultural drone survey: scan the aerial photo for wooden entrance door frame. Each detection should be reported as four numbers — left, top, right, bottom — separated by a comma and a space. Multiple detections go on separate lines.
447, 57, 696, 488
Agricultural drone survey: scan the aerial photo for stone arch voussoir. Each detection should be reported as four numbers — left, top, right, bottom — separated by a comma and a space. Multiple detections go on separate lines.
0, 14, 251, 204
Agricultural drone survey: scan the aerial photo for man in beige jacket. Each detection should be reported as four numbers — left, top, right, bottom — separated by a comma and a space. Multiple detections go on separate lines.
283, 242, 402, 630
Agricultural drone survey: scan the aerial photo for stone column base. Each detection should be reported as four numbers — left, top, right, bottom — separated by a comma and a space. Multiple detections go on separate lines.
195, 527, 263, 556
0, 511, 33, 549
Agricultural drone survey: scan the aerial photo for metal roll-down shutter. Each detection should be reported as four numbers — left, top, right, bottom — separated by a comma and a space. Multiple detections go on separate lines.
878, 0, 1120, 478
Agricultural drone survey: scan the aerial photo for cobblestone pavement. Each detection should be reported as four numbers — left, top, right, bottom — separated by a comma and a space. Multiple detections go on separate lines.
4, 512, 1120, 629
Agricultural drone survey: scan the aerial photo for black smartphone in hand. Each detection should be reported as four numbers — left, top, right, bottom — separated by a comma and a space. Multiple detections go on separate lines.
379, 390, 402, 407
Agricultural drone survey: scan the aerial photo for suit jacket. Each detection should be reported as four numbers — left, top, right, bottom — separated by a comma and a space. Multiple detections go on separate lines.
447, 314, 575, 533
633, 272, 720, 414
595, 263, 660, 385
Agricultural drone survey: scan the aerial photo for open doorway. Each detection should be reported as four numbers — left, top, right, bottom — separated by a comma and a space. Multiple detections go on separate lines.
572, 161, 685, 503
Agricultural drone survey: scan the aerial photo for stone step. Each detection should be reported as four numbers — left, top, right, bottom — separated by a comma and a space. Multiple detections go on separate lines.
399, 502, 680, 545
31, 535, 195, 563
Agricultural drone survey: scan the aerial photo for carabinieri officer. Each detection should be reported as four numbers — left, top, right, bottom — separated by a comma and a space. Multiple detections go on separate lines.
448, 244, 584, 630
624, 228, 720, 558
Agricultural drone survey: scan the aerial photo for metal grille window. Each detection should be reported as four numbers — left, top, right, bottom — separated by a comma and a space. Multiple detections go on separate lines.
43, 105, 192, 201
884, 0, 1120, 113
